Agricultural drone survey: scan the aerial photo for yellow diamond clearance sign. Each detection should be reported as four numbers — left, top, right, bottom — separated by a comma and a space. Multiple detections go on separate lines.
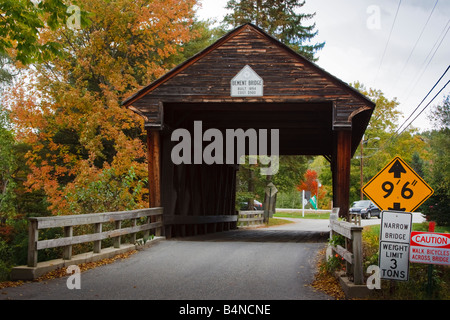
363, 156, 434, 212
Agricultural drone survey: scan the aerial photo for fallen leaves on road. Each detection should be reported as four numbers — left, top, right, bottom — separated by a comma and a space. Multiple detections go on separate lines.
310, 248, 346, 300
0, 280, 25, 289
0, 250, 138, 289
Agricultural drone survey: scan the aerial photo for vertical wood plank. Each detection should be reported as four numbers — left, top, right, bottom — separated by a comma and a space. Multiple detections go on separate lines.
63, 226, 73, 260
93, 223, 102, 253
27, 220, 38, 267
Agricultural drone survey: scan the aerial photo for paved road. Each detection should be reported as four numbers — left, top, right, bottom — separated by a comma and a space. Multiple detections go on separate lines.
1, 213, 426, 301
1, 224, 331, 300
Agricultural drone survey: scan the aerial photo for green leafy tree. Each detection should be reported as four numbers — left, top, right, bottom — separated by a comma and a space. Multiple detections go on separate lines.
170, 19, 228, 64
0, 52, 15, 85
223, 0, 324, 60
349, 82, 427, 203
410, 151, 425, 178
0, 0, 90, 64
65, 167, 147, 215
421, 95, 450, 225
0, 108, 16, 224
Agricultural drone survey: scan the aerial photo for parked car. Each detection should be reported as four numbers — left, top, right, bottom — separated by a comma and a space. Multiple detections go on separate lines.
240, 200, 263, 210
349, 200, 381, 219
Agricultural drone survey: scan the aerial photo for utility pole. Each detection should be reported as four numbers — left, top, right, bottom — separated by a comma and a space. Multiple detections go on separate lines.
360, 138, 364, 200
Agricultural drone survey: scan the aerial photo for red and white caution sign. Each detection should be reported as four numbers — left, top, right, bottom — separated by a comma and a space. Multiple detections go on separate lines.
409, 231, 450, 266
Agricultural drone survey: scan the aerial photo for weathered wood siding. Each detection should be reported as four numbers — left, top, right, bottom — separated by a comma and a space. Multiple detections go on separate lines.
160, 131, 238, 238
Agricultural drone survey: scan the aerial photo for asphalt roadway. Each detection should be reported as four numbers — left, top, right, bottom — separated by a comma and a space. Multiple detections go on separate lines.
0, 212, 425, 301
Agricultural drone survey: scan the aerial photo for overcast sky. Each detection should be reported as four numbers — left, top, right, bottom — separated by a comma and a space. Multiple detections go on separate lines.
197, 0, 450, 132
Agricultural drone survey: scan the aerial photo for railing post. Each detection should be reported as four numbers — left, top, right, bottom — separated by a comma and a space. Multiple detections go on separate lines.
114, 221, 121, 248
144, 216, 151, 239
63, 226, 73, 260
93, 223, 102, 253
131, 218, 137, 244
155, 214, 162, 236
352, 228, 364, 285
27, 219, 38, 267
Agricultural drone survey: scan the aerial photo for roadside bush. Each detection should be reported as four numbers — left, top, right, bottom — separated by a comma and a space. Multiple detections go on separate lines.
324, 234, 346, 273
362, 225, 379, 271
362, 224, 450, 299
0, 240, 13, 281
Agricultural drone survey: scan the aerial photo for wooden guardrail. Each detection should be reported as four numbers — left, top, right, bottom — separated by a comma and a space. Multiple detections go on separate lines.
238, 210, 264, 227
329, 211, 364, 285
27, 207, 163, 267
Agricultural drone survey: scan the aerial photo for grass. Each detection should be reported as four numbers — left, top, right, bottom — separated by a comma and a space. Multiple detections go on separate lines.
274, 210, 330, 220
365, 222, 450, 235
266, 218, 296, 227
412, 222, 450, 233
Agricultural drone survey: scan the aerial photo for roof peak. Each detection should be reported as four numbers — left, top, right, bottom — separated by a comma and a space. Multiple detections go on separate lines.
122, 23, 374, 109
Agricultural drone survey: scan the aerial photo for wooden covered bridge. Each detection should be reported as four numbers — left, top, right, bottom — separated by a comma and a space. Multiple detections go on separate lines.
122, 23, 375, 238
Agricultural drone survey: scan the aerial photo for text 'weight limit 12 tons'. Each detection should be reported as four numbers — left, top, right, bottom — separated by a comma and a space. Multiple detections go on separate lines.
362, 157, 433, 212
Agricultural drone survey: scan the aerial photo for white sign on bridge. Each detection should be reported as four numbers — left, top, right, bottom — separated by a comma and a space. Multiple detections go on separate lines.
231, 65, 263, 97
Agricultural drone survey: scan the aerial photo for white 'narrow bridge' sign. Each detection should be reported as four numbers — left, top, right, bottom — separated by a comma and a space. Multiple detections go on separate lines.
379, 210, 412, 281
231, 65, 263, 97
380, 211, 412, 244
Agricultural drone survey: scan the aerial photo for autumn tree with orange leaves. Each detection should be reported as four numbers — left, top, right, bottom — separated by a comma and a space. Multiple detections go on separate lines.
296, 169, 327, 209
4, 0, 200, 215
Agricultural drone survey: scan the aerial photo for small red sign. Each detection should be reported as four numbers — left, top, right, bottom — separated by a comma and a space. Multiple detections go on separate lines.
409, 231, 450, 266
410, 232, 450, 248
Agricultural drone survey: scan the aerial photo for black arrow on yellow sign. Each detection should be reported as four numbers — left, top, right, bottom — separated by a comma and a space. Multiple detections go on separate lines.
388, 159, 407, 178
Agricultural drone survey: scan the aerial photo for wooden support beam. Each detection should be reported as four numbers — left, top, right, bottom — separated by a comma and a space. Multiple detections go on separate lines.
147, 129, 161, 207
333, 129, 352, 220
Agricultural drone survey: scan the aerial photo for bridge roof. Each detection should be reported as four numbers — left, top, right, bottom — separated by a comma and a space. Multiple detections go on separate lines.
122, 23, 375, 156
